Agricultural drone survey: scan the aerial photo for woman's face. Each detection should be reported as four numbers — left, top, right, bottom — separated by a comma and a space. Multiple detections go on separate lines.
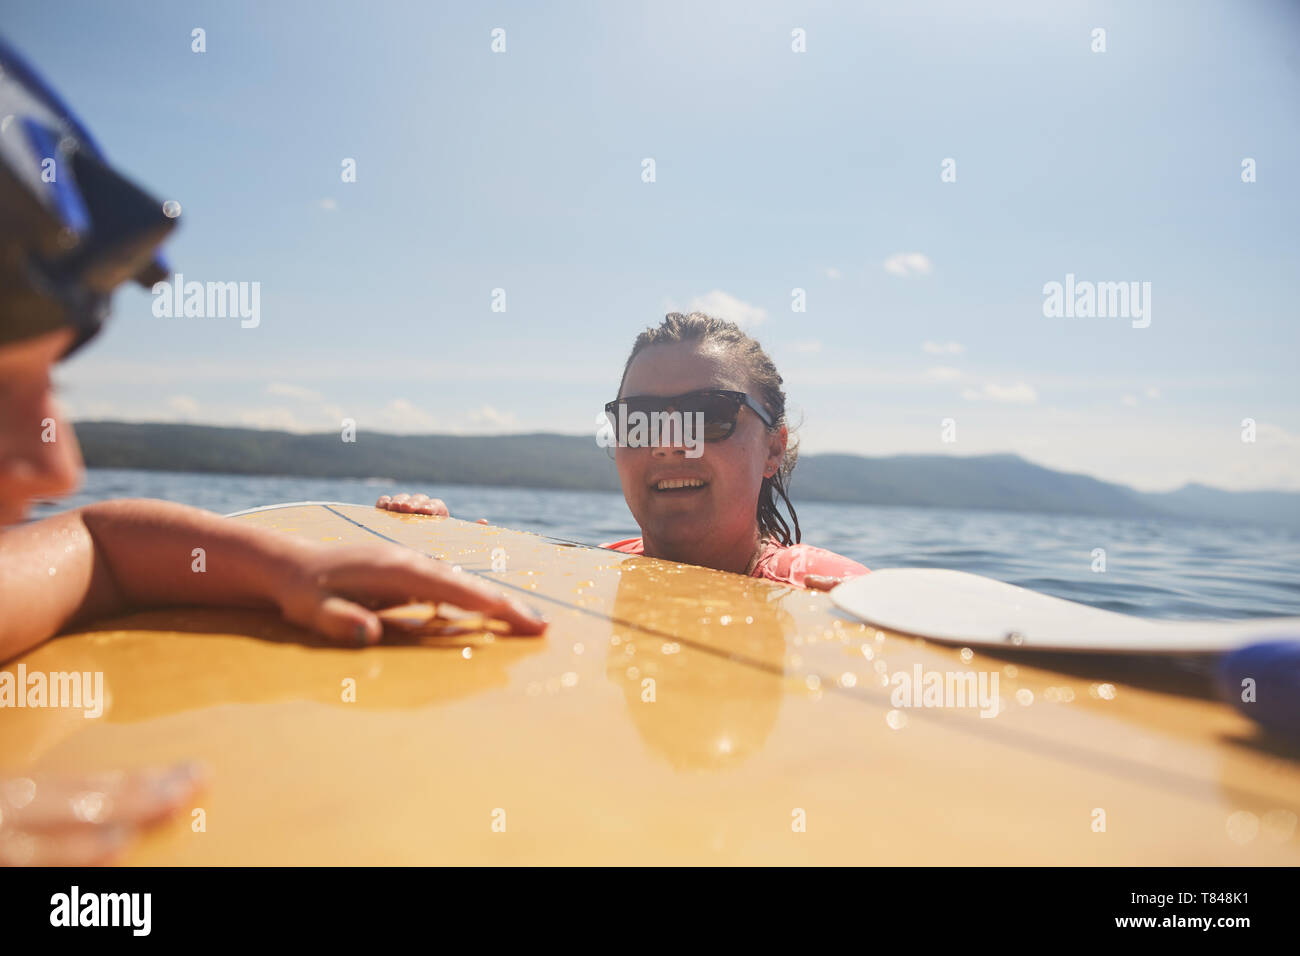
615, 341, 786, 555
0, 329, 84, 526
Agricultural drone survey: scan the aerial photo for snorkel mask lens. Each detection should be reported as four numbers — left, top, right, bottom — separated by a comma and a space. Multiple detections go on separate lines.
0, 35, 176, 358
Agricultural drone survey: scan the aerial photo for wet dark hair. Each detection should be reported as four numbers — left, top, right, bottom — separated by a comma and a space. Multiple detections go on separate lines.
617, 312, 802, 546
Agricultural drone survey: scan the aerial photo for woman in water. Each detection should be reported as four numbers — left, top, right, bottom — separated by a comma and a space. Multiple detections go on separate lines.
380, 312, 868, 590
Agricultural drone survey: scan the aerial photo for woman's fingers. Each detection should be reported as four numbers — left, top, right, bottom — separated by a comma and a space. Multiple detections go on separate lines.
0, 763, 205, 830
0, 762, 206, 864
375, 493, 448, 516
0, 823, 129, 866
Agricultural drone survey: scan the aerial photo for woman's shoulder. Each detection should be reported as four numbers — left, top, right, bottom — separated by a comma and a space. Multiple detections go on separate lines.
754, 540, 869, 588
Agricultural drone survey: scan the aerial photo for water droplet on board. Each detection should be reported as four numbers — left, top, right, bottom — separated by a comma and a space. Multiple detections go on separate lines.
461, 647, 472, 660
960, 647, 973, 663
886, 710, 908, 730
1225, 811, 1259, 845
839, 672, 857, 688
1016, 688, 1034, 706
720, 615, 732, 626
860, 645, 874, 661
805, 675, 821, 691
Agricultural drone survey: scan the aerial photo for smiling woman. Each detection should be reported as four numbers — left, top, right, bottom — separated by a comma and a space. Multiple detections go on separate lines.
377, 312, 870, 590
599, 312, 869, 590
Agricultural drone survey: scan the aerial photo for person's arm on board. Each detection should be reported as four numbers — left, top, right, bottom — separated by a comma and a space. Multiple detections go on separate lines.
0, 498, 546, 662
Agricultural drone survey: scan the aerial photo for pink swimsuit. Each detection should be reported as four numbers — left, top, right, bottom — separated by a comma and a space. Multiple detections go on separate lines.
600, 537, 869, 589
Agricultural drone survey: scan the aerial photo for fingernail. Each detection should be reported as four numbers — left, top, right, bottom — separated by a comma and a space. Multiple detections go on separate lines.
525, 603, 548, 622
355, 623, 370, 646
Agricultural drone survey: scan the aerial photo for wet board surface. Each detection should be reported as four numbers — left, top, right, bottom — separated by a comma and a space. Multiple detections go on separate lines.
2, 502, 1297, 865
831, 569, 1300, 654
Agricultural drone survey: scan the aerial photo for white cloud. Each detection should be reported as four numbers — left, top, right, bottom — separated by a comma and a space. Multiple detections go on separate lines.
1122, 394, 1139, 407
316, 198, 338, 211
266, 383, 324, 402
686, 290, 768, 327
793, 340, 823, 353
822, 267, 841, 280
373, 398, 439, 432
883, 252, 934, 278
962, 382, 1038, 403
1145, 386, 1161, 400
167, 395, 200, 416
922, 340, 965, 355
468, 405, 519, 429
239, 407, 312, 432
924, 366, 963, 383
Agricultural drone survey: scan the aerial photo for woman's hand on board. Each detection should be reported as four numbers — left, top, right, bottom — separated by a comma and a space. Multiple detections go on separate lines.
375, 493, 449, 516
375, 493, 490, 524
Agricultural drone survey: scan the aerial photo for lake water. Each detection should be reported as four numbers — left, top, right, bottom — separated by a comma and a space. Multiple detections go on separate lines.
30, 468, 1300, 621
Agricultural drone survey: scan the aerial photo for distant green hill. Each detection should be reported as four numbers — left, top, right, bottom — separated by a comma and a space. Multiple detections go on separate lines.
72, 421, 1300, 530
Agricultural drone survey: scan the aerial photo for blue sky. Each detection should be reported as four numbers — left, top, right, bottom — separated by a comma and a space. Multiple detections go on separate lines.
6, 0, 1298, 491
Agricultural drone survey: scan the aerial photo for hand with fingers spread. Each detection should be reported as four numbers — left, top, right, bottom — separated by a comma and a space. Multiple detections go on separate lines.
0, 762, 206, 866
276, 539, 547, 644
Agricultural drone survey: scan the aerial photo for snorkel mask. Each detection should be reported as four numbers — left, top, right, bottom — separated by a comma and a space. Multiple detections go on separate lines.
0, 35, 176, 357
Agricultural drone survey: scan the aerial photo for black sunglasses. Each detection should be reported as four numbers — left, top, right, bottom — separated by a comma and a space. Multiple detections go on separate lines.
604, 388, 775, 445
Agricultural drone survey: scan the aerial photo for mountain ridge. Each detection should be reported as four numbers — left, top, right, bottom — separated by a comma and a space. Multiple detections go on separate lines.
69, 421, 1300, 531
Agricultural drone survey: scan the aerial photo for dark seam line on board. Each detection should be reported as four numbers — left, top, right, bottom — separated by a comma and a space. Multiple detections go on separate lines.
321, 505, 1294, 811
321, 507, 786, 675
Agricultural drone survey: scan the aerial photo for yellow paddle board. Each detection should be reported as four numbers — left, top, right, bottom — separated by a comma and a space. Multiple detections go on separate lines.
2, 502, 1297, 864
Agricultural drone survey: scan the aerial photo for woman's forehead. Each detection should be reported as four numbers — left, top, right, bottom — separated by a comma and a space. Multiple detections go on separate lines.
622, 342, 747, 395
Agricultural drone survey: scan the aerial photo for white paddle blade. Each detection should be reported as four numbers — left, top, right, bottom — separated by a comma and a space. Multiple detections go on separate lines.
829, 569, 1300, 654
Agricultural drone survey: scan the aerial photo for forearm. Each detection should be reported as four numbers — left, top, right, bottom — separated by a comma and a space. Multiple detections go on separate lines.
79, 498, 308, 610
0, 499, 307, 661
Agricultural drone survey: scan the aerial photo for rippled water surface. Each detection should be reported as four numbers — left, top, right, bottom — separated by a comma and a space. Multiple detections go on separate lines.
32, 468, 1300, 621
